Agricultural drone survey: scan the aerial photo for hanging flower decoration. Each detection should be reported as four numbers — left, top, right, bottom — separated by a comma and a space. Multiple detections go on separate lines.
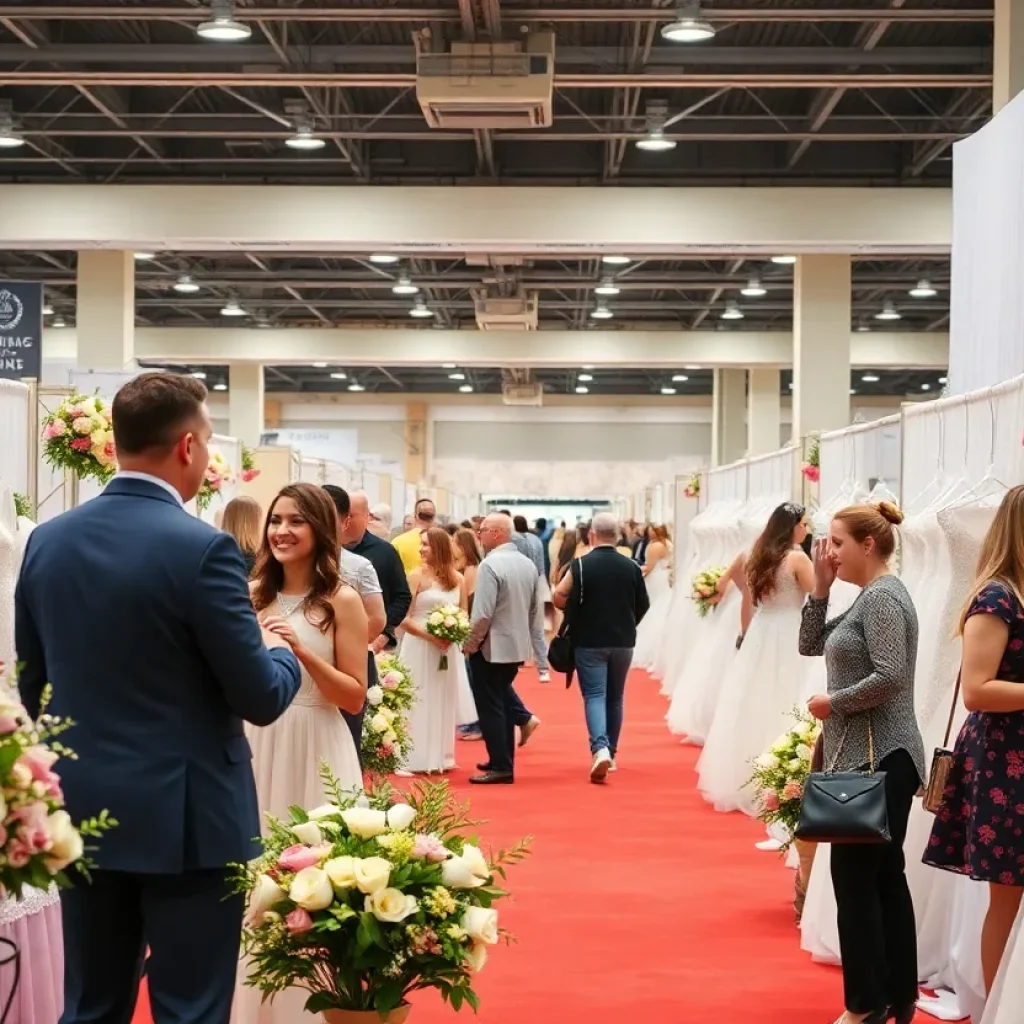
363, 652, 415, 778
683, 473, 701, 499
801, 439, 820, 483
41, 392, 117, 484
12, 492, 32, 519
241, 444, 260, 483
196, 451, 234, 513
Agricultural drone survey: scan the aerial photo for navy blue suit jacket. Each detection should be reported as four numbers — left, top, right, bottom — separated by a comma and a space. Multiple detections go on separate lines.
14, 477, 302, 874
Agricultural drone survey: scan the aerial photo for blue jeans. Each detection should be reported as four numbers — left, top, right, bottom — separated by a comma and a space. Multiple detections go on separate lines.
574, 646, 633, 756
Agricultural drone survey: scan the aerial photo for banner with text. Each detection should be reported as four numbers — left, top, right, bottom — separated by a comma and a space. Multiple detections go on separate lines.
0, 282, 43, 380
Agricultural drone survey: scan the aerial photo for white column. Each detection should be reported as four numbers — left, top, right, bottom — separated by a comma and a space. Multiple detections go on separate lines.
228, 363, 265, 445
792, 255, 851, 440
76, 251, 135, 370
711, 367, 746, 466
995, 0, 1024, 112
747, 368, 782, 455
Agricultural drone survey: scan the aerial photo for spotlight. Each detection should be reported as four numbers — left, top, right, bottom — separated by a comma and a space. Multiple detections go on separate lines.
196, 0, 251, 41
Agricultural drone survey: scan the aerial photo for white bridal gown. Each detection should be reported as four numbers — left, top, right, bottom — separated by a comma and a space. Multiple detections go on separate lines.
697, 557, 815, 815
634, 555, 674, 671
399, 584, 465, 773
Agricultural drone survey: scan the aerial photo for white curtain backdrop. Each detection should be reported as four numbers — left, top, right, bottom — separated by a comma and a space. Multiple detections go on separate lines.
0, 380, 29, 496
819, 413, 902, 508
949, 91, 1024, 394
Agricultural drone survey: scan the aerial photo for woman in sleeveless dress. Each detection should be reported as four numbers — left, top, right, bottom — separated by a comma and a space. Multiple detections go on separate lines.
400, 527, 469, 774
697, 503, 816, 815
633, 525, 673, 671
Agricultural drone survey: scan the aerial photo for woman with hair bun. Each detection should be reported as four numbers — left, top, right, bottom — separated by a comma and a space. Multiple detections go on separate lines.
800, 500, 925, 1024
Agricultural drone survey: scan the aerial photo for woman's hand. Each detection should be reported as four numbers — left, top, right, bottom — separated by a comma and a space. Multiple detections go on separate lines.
806, 693, 833, 721
260, 615, 305, 656
430, 635, 452, 653
812, 538, 836, 598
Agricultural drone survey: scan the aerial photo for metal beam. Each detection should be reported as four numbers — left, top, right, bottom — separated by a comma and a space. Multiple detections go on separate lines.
907, 94, 992, 177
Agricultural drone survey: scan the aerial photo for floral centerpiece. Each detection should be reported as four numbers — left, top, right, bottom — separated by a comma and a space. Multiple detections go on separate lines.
690, 566, 726, 617
41, 392, 116, 484
196, 451, 234, 514
683, 473, 701, 499
802, 439, 820, 483
425, 606, 471, 671
235, 771, 530, 1021
363, 654, 415, 777
748, 710, 820, 843
241, 445, 261, 483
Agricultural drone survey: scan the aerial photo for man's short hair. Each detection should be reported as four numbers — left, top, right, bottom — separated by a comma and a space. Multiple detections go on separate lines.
414, 498, 436, 520
112, 371, 208, 455
323, 484, 351, 518
591, 511, 620, 541
512, 514, 529, 533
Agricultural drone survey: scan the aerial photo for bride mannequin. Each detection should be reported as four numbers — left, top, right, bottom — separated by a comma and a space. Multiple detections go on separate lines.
634, 525, 673, 671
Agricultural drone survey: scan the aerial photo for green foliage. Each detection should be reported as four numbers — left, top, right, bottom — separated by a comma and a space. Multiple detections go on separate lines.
12, 492, 32, 519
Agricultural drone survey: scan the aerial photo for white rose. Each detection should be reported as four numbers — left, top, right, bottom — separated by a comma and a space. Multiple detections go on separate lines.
386, 803, 417, 831
369, 712, 390, 735
354, 856, 392, 894
10, 762, 31, 789
341, 807, 388, 838
247, 873, 286, 926
444, 616, 457, 628
382, 730, 398, 746
289, 866, 334, 911
291, 820, 323, 845
466, 941, 488, 972
441, 856, 485, 890
460, 843, 490, 882
794, 743, 813, 761
461, 906, 499, 945
72, 416, 93, 435
755, 753, 778, 769
365, 685, 384, 707
325, 856, 358, 891
308, 803, 341, 821
365, 888, 418, 924
44, 810, 84, 871
392, 743, 402, 758
380, 707, 397, 723
788, 757, 803, 771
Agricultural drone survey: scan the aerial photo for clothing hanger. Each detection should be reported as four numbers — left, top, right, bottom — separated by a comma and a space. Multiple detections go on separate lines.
940, 387, 1011, 512
926, 396, 976, 514
906, 405, 950, 514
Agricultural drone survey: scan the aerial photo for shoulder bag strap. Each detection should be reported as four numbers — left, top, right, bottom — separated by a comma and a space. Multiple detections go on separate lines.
827, 710, 876, 774
941, 672, 962, 748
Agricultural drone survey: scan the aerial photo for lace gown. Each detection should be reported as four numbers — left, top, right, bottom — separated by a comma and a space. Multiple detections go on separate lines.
696, 557, 816, 815
634, 556, 673, 671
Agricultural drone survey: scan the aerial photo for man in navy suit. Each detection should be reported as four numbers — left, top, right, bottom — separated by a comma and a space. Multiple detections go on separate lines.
15, 372, 302, 1024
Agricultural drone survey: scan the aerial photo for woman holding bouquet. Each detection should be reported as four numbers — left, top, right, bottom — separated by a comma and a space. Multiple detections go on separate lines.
400, 527, 469, 773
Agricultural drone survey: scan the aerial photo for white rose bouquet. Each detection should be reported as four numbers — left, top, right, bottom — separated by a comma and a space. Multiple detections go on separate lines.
690, 566, 726, 617
196, 451, 234, 513
363, 653, 415, 778
41, 391, 116, 484
747, 709, 821, 844
425, 605, 471, 671
235, 770, 531, 1018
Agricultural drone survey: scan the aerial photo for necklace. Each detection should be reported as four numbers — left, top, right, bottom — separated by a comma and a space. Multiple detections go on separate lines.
276, 592, 307, 618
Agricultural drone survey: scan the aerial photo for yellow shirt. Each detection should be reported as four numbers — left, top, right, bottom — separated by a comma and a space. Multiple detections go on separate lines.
392, 527, 423, 572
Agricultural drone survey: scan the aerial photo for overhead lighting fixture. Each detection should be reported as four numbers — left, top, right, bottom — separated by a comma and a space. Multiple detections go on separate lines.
788, 381, 795, 390
448, 372, 466, 381
850, 388, 857, 395
213, 382, 228, 391
392, 274, 419, 296
575, 386, 590, 394
939, 375, 948, 384
252, 314, 273, 328
595, 277, 621, 296
42, 302, 54, 316
0, 101, 25, 148
347, 382, 366, 392
409, 297, 435, 318
578, 373, 594, 382
311, 361, 328, 368
369, 253, 399, 264
601, 255, 631, 265
285, 126, 326, 151
660, 387, 678, 395
740, 275, 767, 298
458, 384, 474, 393
50, 315, 67, 328
134, 251, 155, 261
874, 300, 901, 321
672, 374, 689, 382
173, 274, 200, 293
861, 373, 880, 383
635, 101, 676, 152
909, 279, 938, 299
771, 255, 797, 265
330, 371, 348, 380
220, 298, 246, 317
661, 1, 715, 43
591, 299, 614, 320
720, 299, 744, 320
855, 324, 871, 332
190, 371, 207, 380
196, 0, 251, 41
921, 383, 931, 391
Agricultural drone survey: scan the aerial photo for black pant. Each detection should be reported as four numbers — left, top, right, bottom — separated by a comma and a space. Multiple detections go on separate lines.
468, 652, 521, 775
830, 748, 920, 1014
341, 652, 375, 770
464, 655, 532, 728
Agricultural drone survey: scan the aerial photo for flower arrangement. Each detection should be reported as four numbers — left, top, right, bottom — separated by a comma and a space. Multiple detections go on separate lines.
235, 770, 530, 1018
802, 439, 820, 483
41, 391, 116, 484
690, 566, 726, 617
241, 445, 261, 483
748, 710, 821, 843
363, 654, 415, 778
426, 605, 471, 671
0, 664, 116, 897
196, 451, 234, 513
683, 473, 701, 499
12, 492, 32, 519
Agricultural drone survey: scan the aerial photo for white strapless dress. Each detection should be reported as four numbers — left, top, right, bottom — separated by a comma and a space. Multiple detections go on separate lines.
634, 560, 673, 671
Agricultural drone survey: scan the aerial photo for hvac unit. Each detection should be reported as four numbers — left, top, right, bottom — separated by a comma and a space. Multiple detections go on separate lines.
474, 292, 539, 331
416, 33, 555, 129
501, 382, 544, 406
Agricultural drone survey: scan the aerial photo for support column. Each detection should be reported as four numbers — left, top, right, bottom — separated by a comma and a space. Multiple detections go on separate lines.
711, 367, 746, 466
792, 255, 851, 440
228, 363, 265, 445
995, 0, 1024, 112
404, 401, 428, 486
76, 251, 135, 370
747, 368, 782, 455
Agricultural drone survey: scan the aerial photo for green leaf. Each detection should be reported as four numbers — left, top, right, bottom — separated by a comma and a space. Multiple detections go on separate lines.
464, 987, 480, 1012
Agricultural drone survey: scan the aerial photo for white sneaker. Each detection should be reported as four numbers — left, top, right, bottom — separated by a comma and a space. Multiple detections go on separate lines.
538, 670, 551, 683
590, 748, 612, 783
755, 837, 784, 852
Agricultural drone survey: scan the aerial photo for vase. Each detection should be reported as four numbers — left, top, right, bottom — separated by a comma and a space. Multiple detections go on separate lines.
323, 1006, 411, 1024
792, 838, 817, 925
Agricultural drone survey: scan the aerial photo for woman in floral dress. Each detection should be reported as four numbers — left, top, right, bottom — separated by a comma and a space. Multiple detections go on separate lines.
924, 486, 1024, 1000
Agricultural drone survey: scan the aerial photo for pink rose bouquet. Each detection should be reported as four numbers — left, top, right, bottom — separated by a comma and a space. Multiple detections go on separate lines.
41, 391, 116, 484
363, 653, 414, 777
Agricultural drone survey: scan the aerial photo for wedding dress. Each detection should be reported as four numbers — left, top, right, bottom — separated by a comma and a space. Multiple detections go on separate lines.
399, 584, 464, 773
634, 555, 674, 671
696, 556, 816, 815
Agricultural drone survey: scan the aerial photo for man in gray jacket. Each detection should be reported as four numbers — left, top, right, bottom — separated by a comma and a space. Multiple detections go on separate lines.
464, 513, 543, 785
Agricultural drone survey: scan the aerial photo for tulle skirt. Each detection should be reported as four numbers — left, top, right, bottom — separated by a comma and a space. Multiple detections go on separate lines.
633, 571, 673, 671
399, 633, 460, 773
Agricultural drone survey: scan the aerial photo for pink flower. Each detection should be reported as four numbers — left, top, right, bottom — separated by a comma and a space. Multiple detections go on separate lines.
411, 833, 450, 863
381, 672, 401, 691
43, 421, 66, 439
20, 746, 59, 782
284, 907, 314, 935
762, 789, 781, 812
7, 839, 30, 869
0, 713, 20, 735
241, 469, 260, 483
782, 780, 804, 801
802, 465, 820, 483
70, 437, 91, 452
278, 844, 324, 872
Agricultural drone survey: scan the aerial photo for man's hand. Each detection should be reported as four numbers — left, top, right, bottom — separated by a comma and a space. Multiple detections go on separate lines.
261, 626, 291, 652
371, 634, 389, 655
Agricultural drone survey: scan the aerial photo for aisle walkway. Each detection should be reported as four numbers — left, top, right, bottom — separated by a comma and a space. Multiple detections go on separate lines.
136, 669, 875, 1023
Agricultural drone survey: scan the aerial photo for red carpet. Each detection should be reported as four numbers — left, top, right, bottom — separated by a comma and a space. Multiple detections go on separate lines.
132, 669, 917, 1023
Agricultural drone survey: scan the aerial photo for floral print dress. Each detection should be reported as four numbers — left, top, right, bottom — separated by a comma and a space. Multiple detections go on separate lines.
924, 582, 1024, 886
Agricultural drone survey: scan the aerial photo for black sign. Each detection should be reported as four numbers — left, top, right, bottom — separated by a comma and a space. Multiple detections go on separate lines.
0, 281, 43, 380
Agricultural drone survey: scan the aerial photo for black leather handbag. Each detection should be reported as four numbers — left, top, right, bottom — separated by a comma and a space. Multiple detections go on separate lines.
547, 558, 583, 683
794, 713, 891, 845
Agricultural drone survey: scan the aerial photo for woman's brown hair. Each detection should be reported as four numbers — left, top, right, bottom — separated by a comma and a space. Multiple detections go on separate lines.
958, 485, 1024, 634
832, 501, 904, 561
252, 482, 342, 634
221, 495, 262, 556
746, 502, 806, 606
422, 526, 460, 591
453, 528, 482, 570
650, 523, 671, 544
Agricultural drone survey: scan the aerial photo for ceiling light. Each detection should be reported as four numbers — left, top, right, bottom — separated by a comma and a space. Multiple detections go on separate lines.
636, 102, 676, 152
861, 373, 880, 383
575, 386, 590, 394
449, 372, 466, 381
874, 300, 901, 321
173, 274, 200, 293
409, 297, 434, 318
909, 279, 938, 299
672, 374, 689, 382
442, 362, 457, 369
921, 383, 931, 391
788, 381, 795, 390
190, 371, 207, 380
213, 382, 228, 391
684, 364, 701, 370
601, 255, 631, 265
42, 302, 54, 316
850, 388, 857, 395
285, 127, 326, 151
253, 315, 273, 328
636, 131, 676, 152
458, 384, 474, 393
311, 361, 328, 368
720, 299, 744, 320
196, 0, 251, 41
595, 278, 620, 296
856, 324, 871, 332
740, 275, 767, 298
0, 102, 25, 149
939, 375, 948, 384
50, 315, 66, 328
392, 274, 419, 296
330, 372, 348, 380
661, 1, 715, 42
347, 382, 365, 392
660, 387, 678, 395
134, 251, 155, 261
370, 253, 399, 265
591, 299, 614, 320
771, 255, 797, 265
220, 299, 246, 317
578, 373, 594, 382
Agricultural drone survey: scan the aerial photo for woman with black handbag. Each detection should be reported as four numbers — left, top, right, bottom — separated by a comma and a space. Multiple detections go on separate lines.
799, 502, 925, 1024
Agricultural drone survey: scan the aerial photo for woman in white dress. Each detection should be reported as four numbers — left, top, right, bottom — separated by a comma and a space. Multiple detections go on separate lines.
633, 525, 674, 671
697, 503, 816, 815
400, 527, 469, 774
